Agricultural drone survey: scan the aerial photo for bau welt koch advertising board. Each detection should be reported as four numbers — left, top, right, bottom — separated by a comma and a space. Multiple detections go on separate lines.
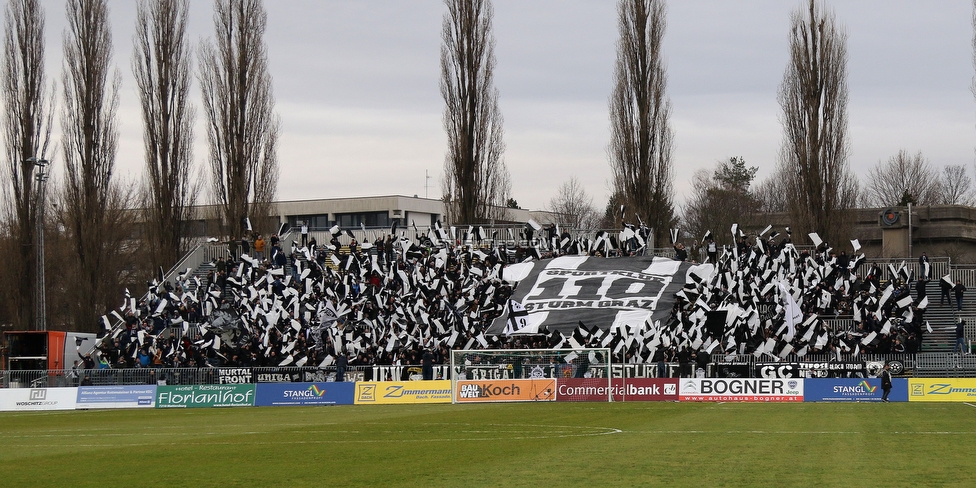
679, 378, 804, 402
455, 379, 556, 403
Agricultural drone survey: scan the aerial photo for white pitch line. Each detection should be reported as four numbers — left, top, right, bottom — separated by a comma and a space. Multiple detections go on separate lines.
963, 402, 976, 409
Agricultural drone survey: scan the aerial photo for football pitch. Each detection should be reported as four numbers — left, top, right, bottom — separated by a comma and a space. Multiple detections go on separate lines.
2, 402, 974, 487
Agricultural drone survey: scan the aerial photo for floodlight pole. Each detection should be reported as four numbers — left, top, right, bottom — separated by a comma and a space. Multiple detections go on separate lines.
28, 157, 49, 332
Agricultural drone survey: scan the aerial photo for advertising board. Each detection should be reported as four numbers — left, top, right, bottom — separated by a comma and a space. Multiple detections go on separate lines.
679, 378, 804, 402
255, 382, 354, 406
0, 387, 77, 411
156, 384, 255, 408
454, 379, 556, 403
354, 381, 452, 404
803, 378, 907, 402
908, 378, 976, 402
556, 378, 678, 402
76, 386, 156, 409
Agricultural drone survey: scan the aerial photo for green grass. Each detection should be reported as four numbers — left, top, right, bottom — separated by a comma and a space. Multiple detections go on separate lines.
1, 402, 975, 487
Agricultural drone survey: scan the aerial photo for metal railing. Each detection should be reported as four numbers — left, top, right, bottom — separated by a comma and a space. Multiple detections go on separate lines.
15, 352, 976, 388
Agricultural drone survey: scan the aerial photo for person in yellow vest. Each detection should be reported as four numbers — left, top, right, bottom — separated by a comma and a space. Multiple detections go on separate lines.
254, 234, 266, 261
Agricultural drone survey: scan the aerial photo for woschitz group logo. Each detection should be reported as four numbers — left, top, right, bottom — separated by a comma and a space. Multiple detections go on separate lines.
15, 388, 60, 408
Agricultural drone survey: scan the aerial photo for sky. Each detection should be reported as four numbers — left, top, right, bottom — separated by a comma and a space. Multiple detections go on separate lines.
36, 0, 976, 213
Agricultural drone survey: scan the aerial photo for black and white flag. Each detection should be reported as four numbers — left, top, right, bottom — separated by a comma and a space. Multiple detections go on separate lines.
503, 299, 530, 336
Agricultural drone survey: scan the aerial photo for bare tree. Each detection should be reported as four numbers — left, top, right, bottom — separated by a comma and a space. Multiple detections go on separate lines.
440, 0, 509, 225
937, 164, 974, 205
608, 0, 674, 245
199, 0, 278, 238
547, 176, 599, 229
60, 0, 133, 331
683, 157, 760, 243
753, 167, 790, 215
0, 0, 52, 329
777, 0, 858, 245
133, 0, 194, 269
863, 150, 940, 207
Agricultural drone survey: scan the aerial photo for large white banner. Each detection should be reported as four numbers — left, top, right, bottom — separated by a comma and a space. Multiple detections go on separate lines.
488, 256, 690, 335
679, 378, 804, 402
0, 387, 78, 411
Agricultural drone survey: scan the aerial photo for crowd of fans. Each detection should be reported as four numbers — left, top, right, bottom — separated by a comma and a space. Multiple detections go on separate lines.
87, 224, 938, 373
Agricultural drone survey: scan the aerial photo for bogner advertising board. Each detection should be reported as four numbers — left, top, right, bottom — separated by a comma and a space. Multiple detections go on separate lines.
76, 386, 156, 409
804, 378, 907, 402
679, 378, 804, 402
255, 382, 354, 406
556, 378, 678, 402
0, 387, 77, 411
454, 379, 556, 403
355, 381, 452, 404
156, 384, 255, 408
908, 379, 976, 402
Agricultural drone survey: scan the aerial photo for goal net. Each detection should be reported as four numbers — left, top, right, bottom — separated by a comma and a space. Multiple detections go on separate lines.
450, 348, 612, 403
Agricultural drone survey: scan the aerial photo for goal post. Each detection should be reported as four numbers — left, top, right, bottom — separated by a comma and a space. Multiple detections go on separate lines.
450, 348, 612, 403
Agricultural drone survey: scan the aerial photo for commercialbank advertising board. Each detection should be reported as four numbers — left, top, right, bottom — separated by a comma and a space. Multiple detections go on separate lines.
156, 384, 255, 408
355, 380, 452, 404
679, 378, 804, 402
908, 378, 976, 402
454, 379, 556, 403
556, 378, 678, 402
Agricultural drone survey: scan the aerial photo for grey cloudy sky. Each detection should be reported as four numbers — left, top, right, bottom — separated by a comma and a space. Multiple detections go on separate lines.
38, 0, 975, 213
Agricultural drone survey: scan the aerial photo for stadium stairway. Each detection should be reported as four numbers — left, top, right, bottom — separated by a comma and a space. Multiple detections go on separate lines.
916, 280, 975, 353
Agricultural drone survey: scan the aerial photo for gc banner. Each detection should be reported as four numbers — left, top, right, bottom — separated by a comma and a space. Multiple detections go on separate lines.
679, 378, 804, 402
486, 256, 691, 335
804, 378, 907, 402
77, 386, 156, 409
455, 379, 556, 403
908, 379, 976, 402
354, 381, 452, 405
156, 384, 255, 408
255, 382, 354, 406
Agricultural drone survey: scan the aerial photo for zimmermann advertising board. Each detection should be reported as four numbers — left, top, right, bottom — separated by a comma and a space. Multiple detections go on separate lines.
354, 381, 452, 404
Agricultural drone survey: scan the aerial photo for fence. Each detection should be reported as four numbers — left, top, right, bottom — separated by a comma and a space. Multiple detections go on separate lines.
14, 352, 976, 388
